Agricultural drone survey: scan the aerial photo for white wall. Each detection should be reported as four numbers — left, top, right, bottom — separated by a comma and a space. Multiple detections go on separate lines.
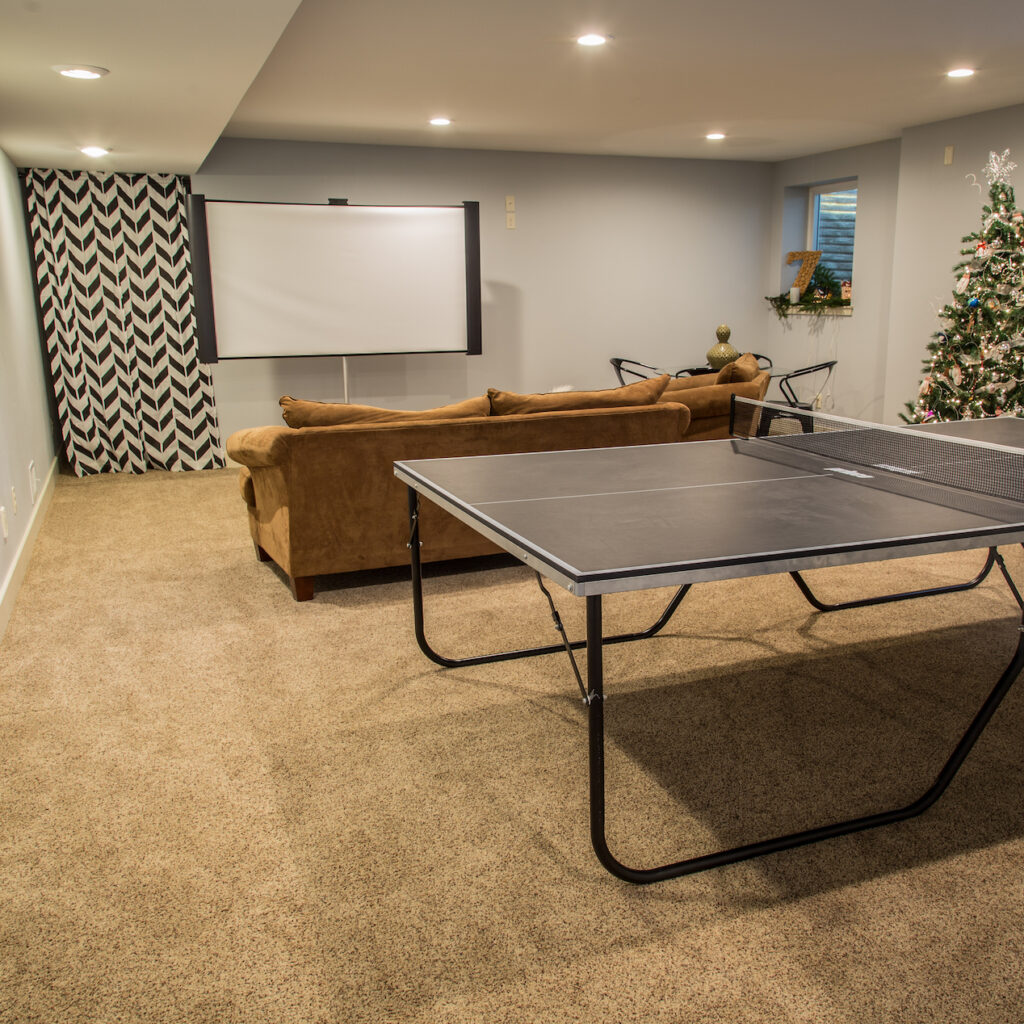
0, 148, 56, 639
884, 102, 1024, 423
193, 140, 775, 440
761, 139, 902, 422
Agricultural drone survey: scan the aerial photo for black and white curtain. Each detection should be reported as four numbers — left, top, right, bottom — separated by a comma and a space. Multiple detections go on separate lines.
23, 169, 224, 476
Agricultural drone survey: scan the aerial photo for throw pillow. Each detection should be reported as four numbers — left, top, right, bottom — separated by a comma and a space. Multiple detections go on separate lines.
715, 353, 760, 385
279, 394, 490, 427
487, 374, 670, 415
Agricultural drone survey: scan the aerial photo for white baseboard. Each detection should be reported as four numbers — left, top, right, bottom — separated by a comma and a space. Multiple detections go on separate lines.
0, 456, 57, 644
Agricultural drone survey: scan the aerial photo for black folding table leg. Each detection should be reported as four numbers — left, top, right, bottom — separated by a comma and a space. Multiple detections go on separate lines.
586, 571, 1024, 884
407, 486, 691, 668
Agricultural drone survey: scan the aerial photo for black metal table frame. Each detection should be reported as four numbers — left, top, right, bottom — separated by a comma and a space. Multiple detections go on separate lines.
406, 488, 1024, 884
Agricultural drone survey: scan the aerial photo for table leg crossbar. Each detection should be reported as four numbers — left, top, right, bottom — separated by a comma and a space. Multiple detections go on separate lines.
790, 548, 998, 612
407, 488, 1024, 883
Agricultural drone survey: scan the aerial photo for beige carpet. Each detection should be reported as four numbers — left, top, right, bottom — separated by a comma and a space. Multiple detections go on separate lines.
2, 467, 1024, 1023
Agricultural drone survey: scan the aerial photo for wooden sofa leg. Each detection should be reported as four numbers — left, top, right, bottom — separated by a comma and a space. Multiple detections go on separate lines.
290, 575, 315, 602
254, 542, 272, 562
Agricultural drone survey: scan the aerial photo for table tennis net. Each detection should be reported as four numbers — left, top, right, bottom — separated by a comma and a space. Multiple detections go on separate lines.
730, 398, 1024, 508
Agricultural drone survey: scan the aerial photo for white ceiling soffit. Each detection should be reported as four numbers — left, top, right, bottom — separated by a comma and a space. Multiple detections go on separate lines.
3, 0, 1024, 174
225, 0, 1024, 162
0, 0, 303, 174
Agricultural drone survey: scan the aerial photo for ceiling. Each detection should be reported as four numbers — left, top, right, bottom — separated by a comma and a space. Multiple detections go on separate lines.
4, 0, 1024, 174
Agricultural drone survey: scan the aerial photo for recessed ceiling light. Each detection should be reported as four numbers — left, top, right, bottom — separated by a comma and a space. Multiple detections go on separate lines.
53, 65, 109, 79
429, 117, 451, 126
576, 33, 607, 46
706, 132, 726, 140
80, 146, 109, 158
947, 67, 975, 78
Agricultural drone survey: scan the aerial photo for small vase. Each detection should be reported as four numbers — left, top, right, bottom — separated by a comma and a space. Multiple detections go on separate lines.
706, 324, 739, 370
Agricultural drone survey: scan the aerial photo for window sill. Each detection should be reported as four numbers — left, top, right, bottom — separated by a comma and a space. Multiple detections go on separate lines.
784, 306, 853, 318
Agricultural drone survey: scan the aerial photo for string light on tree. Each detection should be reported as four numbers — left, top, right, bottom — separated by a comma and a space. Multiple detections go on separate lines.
903, 150, 1024, 422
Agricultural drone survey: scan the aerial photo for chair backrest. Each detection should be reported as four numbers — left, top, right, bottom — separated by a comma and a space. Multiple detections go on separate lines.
778, 360, 837, 408
613, 353, 775, 386
610, 357, 664, 386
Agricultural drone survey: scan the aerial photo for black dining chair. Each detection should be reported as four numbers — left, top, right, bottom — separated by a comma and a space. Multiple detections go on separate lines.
611, 352, 772, 386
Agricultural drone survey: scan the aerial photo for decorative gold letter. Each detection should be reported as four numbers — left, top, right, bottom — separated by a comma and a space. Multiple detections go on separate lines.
787, 250, 821, 297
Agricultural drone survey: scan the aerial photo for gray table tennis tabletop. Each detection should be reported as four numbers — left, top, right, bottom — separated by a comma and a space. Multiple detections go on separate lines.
394, 413, 1024, 596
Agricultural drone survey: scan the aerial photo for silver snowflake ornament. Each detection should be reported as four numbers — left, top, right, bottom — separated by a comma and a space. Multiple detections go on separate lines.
983, 149, 1017, 185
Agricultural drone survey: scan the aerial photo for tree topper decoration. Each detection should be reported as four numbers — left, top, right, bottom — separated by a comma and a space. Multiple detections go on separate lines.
983, 149, 1017, 186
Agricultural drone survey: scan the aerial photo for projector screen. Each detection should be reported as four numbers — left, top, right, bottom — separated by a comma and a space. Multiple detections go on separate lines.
188, 197, 481, 361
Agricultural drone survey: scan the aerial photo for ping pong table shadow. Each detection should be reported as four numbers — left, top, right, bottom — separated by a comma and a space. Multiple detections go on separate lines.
597, 616, 1024, 897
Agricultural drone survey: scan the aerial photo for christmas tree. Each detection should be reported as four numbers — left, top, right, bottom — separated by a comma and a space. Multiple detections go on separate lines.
904, 150, 1024, 422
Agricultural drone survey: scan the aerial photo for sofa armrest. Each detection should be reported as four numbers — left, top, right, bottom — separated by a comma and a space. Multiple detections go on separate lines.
225, 426, 292, 468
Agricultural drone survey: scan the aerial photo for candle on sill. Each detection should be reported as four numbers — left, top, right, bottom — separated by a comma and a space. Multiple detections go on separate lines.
789, 286, 801, 304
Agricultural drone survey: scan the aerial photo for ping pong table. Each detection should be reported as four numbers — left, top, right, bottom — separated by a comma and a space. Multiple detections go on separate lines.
394, 399, 1024, 883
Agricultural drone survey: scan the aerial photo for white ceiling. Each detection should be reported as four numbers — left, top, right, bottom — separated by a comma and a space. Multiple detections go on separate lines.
4, 0, 1024, 174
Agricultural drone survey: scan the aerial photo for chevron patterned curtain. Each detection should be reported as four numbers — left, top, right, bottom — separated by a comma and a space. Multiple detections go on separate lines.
23, 169, 224, 476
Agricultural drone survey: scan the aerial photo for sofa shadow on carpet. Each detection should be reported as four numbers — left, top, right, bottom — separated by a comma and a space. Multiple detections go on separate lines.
258, 551, 523, 599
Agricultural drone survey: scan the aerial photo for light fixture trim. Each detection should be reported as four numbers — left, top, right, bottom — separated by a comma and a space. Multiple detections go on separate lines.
947, 67, 975, 78
79, 145, 110, 158
53, 64, 110, 79
576, 33, 608, 46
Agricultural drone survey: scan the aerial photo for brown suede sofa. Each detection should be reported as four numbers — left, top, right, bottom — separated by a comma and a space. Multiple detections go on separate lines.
226, 356, 769, 599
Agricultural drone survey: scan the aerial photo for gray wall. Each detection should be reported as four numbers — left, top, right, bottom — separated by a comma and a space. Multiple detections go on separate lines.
2, 101, 1022, 535
0, 148, 56, 635
884, 102, 1024, 423
193, 140, 775, 439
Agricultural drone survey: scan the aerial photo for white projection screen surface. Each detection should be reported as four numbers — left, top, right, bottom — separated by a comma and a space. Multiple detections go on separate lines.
200, 202, 475, 358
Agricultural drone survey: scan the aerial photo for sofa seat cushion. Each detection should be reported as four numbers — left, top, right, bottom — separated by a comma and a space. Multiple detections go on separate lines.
488, 374, 669, 415
279, 394, 490, 427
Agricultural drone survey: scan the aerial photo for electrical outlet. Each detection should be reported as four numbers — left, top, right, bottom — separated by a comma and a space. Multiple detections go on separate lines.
505, 195, 515, 212
944, 145, 954, 166
506, 212, 516, 229
814, 395, 823, 410
28, 460, 37, 505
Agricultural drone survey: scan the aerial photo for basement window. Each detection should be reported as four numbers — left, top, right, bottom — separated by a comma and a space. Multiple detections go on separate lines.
807, 180, 857, 296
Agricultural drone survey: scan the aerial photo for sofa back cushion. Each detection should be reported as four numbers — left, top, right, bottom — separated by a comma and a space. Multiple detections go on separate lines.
488, 374, 669, 415
279, 394, 490, 427
715, 352, 761, 384
662, 372, 718, 393
660, 353, 761, 396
